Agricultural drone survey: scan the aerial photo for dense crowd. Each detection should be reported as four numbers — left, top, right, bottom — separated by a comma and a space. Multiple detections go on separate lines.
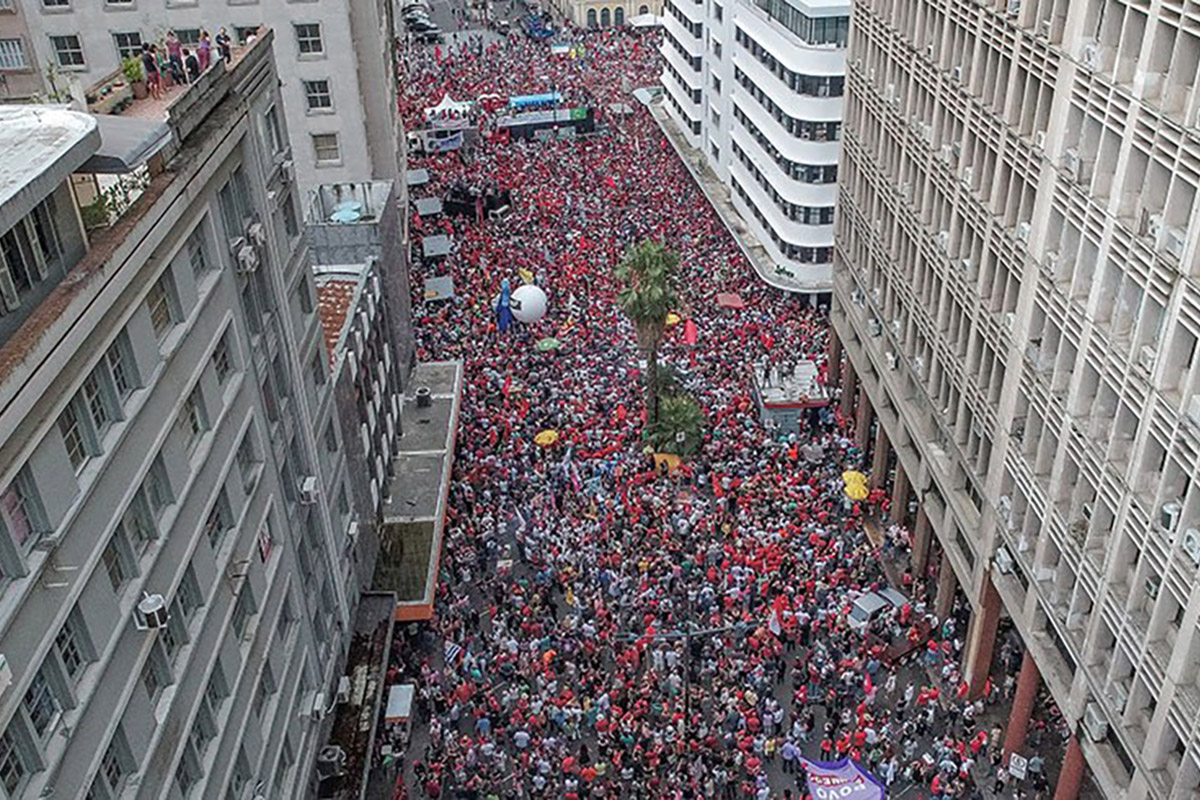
388, 23, 1057, 800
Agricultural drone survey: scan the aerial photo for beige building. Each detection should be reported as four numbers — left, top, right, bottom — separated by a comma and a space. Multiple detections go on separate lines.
834, 0, 1200, 797
0, 0, 45, 101
548, 0, 661, 29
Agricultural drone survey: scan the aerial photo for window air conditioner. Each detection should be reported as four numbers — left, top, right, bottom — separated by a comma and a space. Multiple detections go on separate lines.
1083, 704, 1108, 742
1034, 130, 1046, 149
236, 243, 259, 273
953, 65, 963, 81
1080, 43, 1099, 71
300, 476, 319, 505
1004, 312, 1016, 331
890, 319, 903, 338
336, 676, 352, 704
936, 230, 950, 250
247, 221, 267, 248
1017, 222, 1031, 242
1139, 345, 1157, 371
1161, 501, 1183, 532
1007, 0, 1020, 15
135, 593, 170, 630
852, 288, 865, 307
885, 352, 898, 370
1146, 576, 1161, 599
994, 546, 1014, 574
280, 159, 295, 183
884, 83, 895, 103
868, 318, 882, 337
912, 356, 925, 378
1181, 528, 1200, 567
962, 167, 973, 186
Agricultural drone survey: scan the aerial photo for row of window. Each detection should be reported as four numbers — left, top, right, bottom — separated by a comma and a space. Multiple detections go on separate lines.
732, 141, 835, 225
665, 86, 702, 135
735, 27, 846, 97
732, 177, 834, 264
665, 59, 702, 106
732, 105, 839, 183
664, 0, 702, 38
0, 197, 62, 315
43, 23, 323, 72
735, 67, 842, 141
663, 27, 702, 72
748, 0, 849, 47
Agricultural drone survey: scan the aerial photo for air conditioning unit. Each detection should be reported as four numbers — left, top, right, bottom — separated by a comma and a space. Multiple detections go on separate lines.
1007, 0, 1020, 15
994, 546, 1015, 574
912, 356, 926, 378
1033, 130, 1046, 149
1045, 250, 1060, 271
884, 83, 895, 103
940, 143, 954, 163
1003, 312, 1016, 331
236, 243, 259, 274
1147, 213, 1165, 239
135, 593, 170, 630
1161, 501, 1183, 532
300, 476, 319, 505
1181, 528, 1200, 566
1080, 43, 1099, 71
953, 65, 963, 81
304, 690, 328, 721
853, 57, 862, 71
1017, 222, 1031, 242
868, 318, 883, 337
960, 258, 974, 275
1062, 148, 1081, 181
936, 230, 950, 250
998, 494, 1013, 520
872, 286, 883, 304
247, 221, 267, 248
1147, 576, 1161, 599
315, 745, 346, 779
280, 159, 295, 183
1139, 345, 1157, 371
868, 67, 877, 83
890, 319, 903, 338
962, 167, 973, 186
1083, 703, 1108, 742
885, 352, 899, 370
336, 675, 352, 704
852, 288, 866, 307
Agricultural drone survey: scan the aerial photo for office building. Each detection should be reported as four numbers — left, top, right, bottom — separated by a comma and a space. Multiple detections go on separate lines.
19, 0, 401, 191
659, 0, 848, 290
833, 0, 1200, 797
0, 30, 354, 800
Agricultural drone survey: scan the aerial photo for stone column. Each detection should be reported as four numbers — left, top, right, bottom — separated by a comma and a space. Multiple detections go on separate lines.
839, 361, 857, 419
854, 387, 874, 452
889, 461, 910, 523
934, 548, 957, 621
828, 325, 843, 385
1002, 650, 1041, 760
964, 575, 1002, 700
1053, 736, 1086, 800
911, 506, 933, 575
870, 425, 890, 489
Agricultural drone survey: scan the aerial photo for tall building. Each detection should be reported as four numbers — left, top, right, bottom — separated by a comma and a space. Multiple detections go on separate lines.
0, 0, 45, 101
19, 0, 401, 191
835, 0, 1200, 797
0, 30, 356, 800
658, 0, 848, 290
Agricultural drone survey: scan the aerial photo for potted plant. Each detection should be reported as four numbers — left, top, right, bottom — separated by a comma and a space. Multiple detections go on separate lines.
122, 56, 147, 99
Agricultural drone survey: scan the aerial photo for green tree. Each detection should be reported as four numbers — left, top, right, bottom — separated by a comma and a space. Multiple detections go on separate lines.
645, 394, 705, 455
616, 240, 679, 425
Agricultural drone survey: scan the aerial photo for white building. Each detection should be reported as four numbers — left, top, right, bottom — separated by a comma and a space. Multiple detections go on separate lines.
658, 0, 848, 291
0, 31, 357, 800
834, 0, 1200, 797
18, 0, 401, 193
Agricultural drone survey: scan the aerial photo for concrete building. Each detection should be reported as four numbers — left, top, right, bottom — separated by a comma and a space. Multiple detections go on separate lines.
548, 0, 662, 29
0, 30, 357, 800
658, 0, 848, 291
18, 0, 401, 192
833, 0, 1200, 797
0, 0, 45, 101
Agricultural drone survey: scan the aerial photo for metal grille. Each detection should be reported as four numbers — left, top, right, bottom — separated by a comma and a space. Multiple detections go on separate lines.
0, 39, 26, 70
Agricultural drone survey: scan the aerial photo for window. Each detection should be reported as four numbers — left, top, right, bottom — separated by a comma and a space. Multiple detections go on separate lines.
95, 732, 132, 798
82, 372, 115, 439
23, 667, 61, 739
0, 40, 28, 71
236, 432, 259, 492
213, 333, 234, 384
264, 106, 284, 155
50, 35, 84, 68
257, 517, 273, 563
178, 563, 204, 620
42, 0, 71, 6
310, 353, 326, 388
230, 748, 251, 798
303, 79, 332, 111
105, 335, 136, 402
254, 663, 276, 720
713, 2, 722, 20
54, 609, 92, 681
112, 31, 142, 60
179, 388, 208, 451
146, 273, 178, 340
312, 133, 340, 165
137, 462, 169, 528
204, 490, 232, 551
175, 28, 201, 45
186, 227, 210, 279
324, 422, 338, 453
278, 591, 296, 639
297, 274, 313, 314
58, 401, 89, 472
218, 168, 253, 239
234, 26, 259, 46
231, 588, 255, 640
1, 468, 42, 553
293, 23, 323, 55
282, 194, 299, 238
0, 729, 29, 796
101, 525, 136, 592
119, 492, 155, 554
141, 650, 167, 702
204, 664, 229, 716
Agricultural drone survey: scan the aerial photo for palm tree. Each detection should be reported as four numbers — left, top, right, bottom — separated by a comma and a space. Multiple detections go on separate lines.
616, 240, 679, 426
645, 394, 705, 455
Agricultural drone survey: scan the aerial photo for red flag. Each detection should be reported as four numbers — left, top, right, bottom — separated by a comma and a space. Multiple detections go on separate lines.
864, 672, 874, 696
684, 319, 698, 346
502, 374, 512, 396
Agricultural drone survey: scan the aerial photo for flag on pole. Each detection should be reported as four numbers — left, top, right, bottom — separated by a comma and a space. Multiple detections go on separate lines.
444, 641, 464, 665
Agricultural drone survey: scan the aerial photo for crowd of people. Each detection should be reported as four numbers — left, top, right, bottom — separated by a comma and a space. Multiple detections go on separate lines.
386, 21, 1061, 800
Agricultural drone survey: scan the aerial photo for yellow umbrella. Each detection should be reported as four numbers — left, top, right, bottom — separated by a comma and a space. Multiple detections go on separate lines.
653, 453, 682, 473
534, 429, 560, 446
845, 482, 869, 501
665, 312, 681, 326
842, 470, 868, 485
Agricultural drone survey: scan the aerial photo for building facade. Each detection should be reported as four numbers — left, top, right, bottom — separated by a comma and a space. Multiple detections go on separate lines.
834, 0, 1200, 797
548, 0, 661, 29
18, 0, 400, 192
0, 0, 45, 101
659, 0, 848, 290
0, 31, 356, 800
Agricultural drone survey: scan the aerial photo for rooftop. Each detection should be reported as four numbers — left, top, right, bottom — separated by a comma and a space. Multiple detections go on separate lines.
315, 275, 362, 367
0, 106, 99, 230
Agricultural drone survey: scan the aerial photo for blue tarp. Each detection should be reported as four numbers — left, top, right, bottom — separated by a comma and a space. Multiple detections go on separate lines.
508, 92, 562, 109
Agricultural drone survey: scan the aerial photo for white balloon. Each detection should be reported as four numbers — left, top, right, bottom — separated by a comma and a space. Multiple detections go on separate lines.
510, 284, 548, 323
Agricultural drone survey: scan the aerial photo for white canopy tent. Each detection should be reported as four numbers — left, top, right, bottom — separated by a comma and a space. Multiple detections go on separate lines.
424, 94, 473, 121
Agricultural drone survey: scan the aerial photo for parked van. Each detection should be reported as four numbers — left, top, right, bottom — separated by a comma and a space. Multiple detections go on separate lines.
847, 587, 907, 631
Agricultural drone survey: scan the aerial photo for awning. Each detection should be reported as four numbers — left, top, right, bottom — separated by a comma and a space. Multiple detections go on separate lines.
80, 115, 172, 174
421, 234, 451, 258
629, 13, 661, 27
423, 274, 454, 301
406, 168, 430, 186
385, 684, 415, 722
414, 196, 443, 216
